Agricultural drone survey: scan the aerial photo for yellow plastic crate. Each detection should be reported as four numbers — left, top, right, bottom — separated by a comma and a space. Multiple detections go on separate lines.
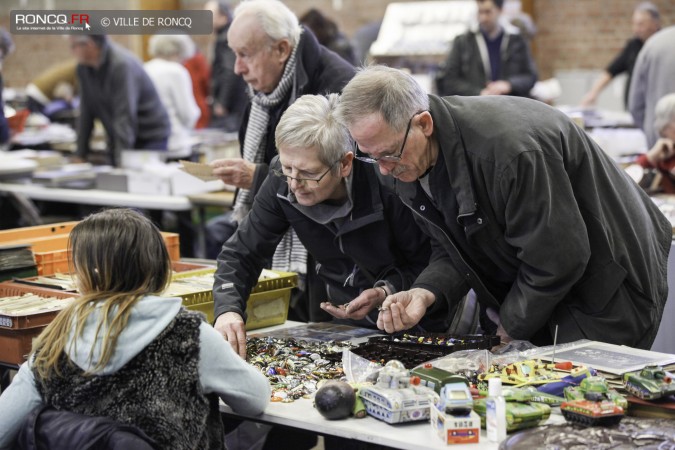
174, 270, 297, 328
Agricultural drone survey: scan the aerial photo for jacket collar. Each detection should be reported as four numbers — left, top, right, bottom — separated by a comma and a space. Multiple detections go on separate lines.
428, 95, 479, 219
272, 156, 385, 232
289, 26, 319, 104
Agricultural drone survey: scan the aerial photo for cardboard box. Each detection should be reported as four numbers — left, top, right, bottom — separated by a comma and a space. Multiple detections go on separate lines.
96, 169, 129, 192
430, 407, 481, 445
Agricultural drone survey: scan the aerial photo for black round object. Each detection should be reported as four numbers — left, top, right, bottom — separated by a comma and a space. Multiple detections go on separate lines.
314, 381, 355, 420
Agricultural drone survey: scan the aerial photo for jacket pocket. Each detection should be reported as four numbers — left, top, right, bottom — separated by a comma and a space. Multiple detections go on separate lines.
569, 260, 627, 315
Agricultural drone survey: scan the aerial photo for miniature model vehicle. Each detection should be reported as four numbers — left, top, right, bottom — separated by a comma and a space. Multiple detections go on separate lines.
473, 398, 551, 432
479, 359, 593, 397
564, 376, 627, 409
560, 397, 624, 426
411, 364, 469, 394
438, 382, 473, 416
358, 360, 439, 424
502, 386, 566, 406
623, 365, 675, 400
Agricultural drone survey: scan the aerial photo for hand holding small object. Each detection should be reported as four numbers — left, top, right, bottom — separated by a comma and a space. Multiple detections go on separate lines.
211, 158, 257, 189
376, 288, 434, 333
320, 287, 387, 320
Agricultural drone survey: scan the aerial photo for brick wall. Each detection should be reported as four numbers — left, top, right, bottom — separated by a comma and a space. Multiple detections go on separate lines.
533, 0, 675, 78
1, 0, 674, 87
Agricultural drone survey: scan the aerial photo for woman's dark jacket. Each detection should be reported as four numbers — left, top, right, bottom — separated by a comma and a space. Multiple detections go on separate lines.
214, 159, 451, 331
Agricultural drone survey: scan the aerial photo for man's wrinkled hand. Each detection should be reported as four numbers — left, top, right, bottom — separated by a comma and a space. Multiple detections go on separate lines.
211, 158, 256, 189
214, 312, 248, 359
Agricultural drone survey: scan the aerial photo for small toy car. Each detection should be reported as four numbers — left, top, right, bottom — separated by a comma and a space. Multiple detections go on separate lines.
438, 382, 473, 416
623, 365, 675, 400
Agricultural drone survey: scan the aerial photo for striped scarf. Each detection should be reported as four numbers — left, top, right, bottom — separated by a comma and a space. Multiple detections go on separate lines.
233, 37, 308, 275
233, 39, 300, 221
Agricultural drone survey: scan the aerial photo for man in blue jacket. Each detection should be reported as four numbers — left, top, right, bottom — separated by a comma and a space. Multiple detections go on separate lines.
338, 66, 671, 350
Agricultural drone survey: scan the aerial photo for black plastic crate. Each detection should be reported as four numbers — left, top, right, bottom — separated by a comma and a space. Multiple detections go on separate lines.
351, 333, 500, 367
371, 333, 499, 350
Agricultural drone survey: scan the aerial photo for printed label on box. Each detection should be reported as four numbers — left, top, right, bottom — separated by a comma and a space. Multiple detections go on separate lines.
431, 406, 481, 445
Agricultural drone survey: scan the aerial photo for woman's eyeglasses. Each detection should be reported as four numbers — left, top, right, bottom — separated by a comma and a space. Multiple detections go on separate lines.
271, 159, 341, 187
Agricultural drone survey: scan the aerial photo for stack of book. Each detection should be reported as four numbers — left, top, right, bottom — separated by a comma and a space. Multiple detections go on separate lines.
0, 244, 37, 282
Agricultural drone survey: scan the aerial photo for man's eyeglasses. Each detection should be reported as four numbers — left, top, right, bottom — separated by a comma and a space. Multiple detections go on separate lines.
271, 159, 341, 187
354, 111, 426, 164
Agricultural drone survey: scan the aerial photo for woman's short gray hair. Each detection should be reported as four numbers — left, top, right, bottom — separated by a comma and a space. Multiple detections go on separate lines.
336, 65, 429, 130
654, 93, 675, 136
234, 0, 302, 48
148, 34, 189, 60
275, 94, 352, 169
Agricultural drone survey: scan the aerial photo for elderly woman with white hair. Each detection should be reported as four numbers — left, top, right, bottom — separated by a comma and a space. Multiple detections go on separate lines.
635, 93, 675, 193
144, 34, 200, 158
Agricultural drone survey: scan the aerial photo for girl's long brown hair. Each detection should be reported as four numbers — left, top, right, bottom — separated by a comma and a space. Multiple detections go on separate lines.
32, 208, 172, 380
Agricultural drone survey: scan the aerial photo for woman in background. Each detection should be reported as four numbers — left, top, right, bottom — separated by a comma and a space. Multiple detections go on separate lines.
0, 208, 269, 450
145, 34, 201, 159
636, 93, 675, 193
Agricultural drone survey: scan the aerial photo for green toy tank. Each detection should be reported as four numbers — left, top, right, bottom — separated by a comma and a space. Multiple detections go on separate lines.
564, 376, 627, 409
560, 397, 624, 426
623, 365, 675, 400
473, 398, 550, 432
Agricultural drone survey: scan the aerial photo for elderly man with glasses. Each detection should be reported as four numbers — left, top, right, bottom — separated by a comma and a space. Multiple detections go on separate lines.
337, 65, 671, 350
212, 94, 455, 359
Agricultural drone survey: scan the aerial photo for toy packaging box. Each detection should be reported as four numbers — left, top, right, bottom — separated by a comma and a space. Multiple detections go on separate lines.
430, 406, 481, 445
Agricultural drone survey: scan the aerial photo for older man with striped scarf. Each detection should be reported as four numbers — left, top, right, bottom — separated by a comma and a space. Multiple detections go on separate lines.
208, 0, 354, 320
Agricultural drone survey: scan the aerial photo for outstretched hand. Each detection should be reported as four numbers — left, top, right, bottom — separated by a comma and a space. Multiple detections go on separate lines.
376, 288, 435, 333
211, 158, 257, 189
320, 287, 386, 321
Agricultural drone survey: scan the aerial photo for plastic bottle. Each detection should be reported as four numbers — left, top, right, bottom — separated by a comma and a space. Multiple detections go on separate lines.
486, 378, 507, 443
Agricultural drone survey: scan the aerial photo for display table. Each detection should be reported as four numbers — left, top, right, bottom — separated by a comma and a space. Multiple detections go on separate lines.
220, 321, 566, 450
220, 395, 543, 450
0, 182, 234, 258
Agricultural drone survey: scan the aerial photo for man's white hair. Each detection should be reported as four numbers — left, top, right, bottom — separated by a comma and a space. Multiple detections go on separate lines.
233, 0, 302, 48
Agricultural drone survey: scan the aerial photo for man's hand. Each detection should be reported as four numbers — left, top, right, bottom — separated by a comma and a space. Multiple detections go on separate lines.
486, 307, 514, 350
214, 312, 248, 359
647, 138, 675, 166
481, 80, 511, 96
211, 158, 257, 189
213, 103, 225, 117
320, 287, 387, 321
376, 288, 435, 333
579, 92, 598, 108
